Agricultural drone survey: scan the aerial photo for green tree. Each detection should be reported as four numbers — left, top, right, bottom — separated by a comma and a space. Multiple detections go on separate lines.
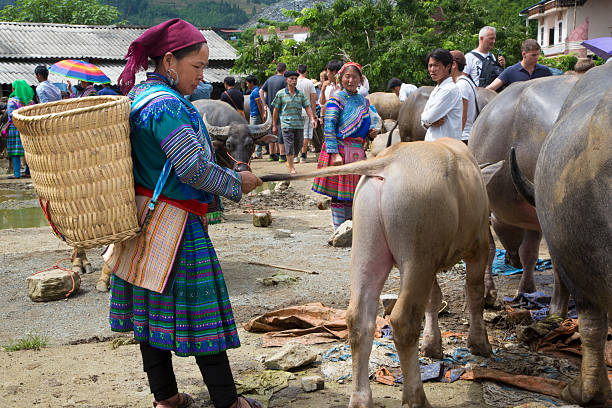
234, 0, 537, 91
0, 0, 121, 25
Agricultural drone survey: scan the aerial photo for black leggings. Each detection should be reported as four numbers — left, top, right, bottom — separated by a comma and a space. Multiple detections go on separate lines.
140, 342, 238, 407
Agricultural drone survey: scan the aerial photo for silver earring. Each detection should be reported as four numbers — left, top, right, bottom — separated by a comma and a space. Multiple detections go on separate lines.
166, 68, 179, 87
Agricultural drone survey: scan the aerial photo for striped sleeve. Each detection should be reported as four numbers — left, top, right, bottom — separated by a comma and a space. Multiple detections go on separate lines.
323, 95, 344, 153
153, 109, 242, 202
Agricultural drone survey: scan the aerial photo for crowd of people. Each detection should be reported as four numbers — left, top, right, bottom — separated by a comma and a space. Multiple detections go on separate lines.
0, 17, 605, 408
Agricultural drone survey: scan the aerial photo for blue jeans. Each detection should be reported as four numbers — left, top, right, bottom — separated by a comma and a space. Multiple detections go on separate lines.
11, 156, 21, 178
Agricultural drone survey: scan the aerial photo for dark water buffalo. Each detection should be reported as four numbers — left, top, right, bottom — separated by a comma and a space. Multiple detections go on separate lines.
367, 92, 401, 120
397, 86, 497, 141
193, 99, 275, 172
470, 75, 579, 308
512, 63, 612, 405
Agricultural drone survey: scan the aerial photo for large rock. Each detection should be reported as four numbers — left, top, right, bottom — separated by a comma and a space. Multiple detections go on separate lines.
328, 220, 352, 247
27, 268, 81, 302
263, 341, 318, 371
253, 212, 272, 227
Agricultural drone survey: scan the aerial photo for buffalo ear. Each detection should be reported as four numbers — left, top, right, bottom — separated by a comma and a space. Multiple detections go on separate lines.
255, 134, 277, 145
212, 140, 225, 150
480, 160, 504, 186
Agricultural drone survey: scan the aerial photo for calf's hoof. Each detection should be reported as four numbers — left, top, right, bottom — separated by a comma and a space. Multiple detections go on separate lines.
83, 263, 93, 274
561, 374, 610, 405
96, 279, 110, 292
348, 391, 374, 408
467, 337, 492, 357
484, 288, 497, 308
421, 338, 443, 359
517, 281, 536, 295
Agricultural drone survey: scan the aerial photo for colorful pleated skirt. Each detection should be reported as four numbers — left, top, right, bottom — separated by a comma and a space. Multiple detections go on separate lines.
6, 124, 24, 156
312, 137, 365, 201
109, 214, 240, 357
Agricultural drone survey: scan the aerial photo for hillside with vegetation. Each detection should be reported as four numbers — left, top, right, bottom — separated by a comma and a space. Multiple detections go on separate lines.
0, 0, 278, 27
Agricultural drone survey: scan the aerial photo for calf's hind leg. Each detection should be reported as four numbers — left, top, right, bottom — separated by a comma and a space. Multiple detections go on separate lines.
347, 182, 394, 408
391, 261, 436, 408
422, 277, 443, 359
465, 238, 492, 357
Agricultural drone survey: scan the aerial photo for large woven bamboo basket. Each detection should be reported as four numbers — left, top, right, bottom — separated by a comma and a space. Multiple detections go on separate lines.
12, 96, 139, 249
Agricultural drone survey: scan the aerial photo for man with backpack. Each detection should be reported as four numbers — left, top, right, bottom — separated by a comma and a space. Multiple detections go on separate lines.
464, 26, 506, 87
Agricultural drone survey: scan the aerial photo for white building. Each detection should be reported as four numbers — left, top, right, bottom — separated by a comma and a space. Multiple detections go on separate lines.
520, 0, 612, 57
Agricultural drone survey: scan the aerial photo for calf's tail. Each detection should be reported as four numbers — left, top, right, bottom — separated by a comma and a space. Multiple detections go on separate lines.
259, 155, 392, 182
509, 147, 535, 206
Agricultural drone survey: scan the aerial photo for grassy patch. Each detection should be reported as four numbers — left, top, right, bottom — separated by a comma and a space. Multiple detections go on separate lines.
2, 334, 48, 352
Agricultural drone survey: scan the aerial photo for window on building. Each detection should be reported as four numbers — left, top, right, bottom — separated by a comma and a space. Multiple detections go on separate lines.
549, 28, 555, 45
541, 27, 545, 45
558, 21, 563, 43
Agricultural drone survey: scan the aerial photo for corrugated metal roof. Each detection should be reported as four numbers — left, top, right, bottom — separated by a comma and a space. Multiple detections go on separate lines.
0, 21, 237, 61
0, 60, 234, 86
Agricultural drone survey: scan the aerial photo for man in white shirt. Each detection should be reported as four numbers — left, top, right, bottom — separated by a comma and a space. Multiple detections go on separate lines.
296, 64, 318, 163
450, 50, 477, 143
387, 78, 417, 102
421, 49, 463, 141
463, 26, 506, 87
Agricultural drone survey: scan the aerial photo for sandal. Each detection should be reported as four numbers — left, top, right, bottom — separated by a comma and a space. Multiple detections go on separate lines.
235, 395, 263, 408
153, 392, 194, 408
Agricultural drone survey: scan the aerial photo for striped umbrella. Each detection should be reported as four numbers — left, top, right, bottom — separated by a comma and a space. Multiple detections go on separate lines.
49, 59, 111, 84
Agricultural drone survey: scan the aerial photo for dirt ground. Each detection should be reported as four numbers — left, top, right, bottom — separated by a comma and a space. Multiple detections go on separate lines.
0, 157, 575, 408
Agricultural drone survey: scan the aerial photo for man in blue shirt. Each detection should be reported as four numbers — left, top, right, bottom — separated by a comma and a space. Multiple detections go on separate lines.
487, 39, 551, 91
187, 80, 213, 101
246, 75, 266, 158
34, 65, 61, 103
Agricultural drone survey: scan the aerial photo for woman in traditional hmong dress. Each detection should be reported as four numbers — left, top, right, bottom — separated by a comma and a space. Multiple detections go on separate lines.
108, 19, 263, 408
312, 62, 379, 229
6, 80, 34, 179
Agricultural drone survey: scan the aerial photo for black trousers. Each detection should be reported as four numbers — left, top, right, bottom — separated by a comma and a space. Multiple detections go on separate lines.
140, 342, 238, 407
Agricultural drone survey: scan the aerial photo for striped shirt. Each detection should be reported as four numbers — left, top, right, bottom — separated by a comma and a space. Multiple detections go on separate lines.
271, 88, 310, 129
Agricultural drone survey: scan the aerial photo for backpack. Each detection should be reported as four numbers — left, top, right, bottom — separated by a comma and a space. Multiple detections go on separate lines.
470, 51, 504, 87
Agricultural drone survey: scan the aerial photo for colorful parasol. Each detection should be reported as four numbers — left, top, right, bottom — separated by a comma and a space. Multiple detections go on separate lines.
49, 59, 111, 84
581, 37, 612, 61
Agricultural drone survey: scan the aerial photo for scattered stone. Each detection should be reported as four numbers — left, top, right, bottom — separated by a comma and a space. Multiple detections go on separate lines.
274, 180, 290, 191
483, 311, 502, 324
253, 212, 272, 227
274, 229, 293, 238
317, 198, 331, 210
257, 273, 300, 286
328, 220, 352, 247
263, 341, 318, 371
26, 268, 81, 302
260, 189, 272, 196
301, 375, 325, 392
380, 293, 398, 316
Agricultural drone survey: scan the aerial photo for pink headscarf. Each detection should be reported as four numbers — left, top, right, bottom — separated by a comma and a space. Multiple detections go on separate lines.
118, 18, 207, 94
337, 62, 362, 78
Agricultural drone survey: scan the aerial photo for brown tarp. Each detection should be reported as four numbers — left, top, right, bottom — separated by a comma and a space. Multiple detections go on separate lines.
243, 302, 387, 347
536, 319, 612, 367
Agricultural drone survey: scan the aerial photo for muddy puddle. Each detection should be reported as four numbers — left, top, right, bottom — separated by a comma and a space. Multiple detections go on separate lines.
0, 188, 48, 229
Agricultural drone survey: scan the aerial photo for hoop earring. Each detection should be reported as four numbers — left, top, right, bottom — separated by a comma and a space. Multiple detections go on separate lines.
166, 68, 179, 87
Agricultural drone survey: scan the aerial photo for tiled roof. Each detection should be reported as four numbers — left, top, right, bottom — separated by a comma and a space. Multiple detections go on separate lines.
0, 60, 233, 86
0, 21, 237, 61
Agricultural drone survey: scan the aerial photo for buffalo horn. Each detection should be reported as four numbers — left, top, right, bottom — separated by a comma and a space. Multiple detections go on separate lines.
248, 111, 272, 140
202, 114, 230, 141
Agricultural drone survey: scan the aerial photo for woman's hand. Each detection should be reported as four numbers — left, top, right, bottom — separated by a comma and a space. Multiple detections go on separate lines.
368, 128, 378, 140
239, 171, 263, 194
331, 153, 344, 166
